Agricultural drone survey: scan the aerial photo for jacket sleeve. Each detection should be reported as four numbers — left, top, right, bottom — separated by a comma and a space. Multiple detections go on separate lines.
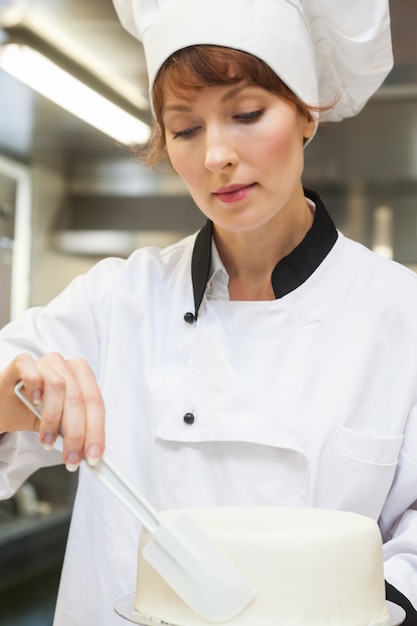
386, 582, 417, 626
0, 432, 62, 498
0, 258, 119, 497
380, 397, 417, 613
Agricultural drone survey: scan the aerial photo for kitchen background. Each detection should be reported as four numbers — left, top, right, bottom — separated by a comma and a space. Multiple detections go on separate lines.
0, 0, 416, 623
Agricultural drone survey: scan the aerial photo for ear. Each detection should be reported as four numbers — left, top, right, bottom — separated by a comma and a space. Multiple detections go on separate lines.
303, 116, 316, 141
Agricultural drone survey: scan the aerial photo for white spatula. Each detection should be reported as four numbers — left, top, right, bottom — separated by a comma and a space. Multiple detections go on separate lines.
14, 381, 255, 622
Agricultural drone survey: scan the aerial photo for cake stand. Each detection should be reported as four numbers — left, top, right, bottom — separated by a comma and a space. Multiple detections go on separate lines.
114, 594, 406, 626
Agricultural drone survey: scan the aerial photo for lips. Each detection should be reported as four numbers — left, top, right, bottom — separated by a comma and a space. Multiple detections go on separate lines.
213, 183, 256, 204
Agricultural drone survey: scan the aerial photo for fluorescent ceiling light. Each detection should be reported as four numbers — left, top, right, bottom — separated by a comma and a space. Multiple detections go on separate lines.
0, 44, 151, 145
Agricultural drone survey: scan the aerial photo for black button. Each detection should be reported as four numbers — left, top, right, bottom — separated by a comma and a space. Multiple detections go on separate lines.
183, 412, 195, 425
184, 312, 195, 323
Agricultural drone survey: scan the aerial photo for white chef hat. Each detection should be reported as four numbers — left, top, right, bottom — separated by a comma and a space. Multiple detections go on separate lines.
113, 0, 393, 122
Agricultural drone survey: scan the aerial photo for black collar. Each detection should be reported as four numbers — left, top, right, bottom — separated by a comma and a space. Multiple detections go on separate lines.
189, 188, 338, 321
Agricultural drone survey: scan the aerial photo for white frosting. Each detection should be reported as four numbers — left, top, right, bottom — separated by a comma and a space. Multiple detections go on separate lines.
134, 507, 390, 626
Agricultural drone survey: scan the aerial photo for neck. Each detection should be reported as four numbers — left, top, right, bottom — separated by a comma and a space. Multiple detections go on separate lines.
213, 193, 314, 301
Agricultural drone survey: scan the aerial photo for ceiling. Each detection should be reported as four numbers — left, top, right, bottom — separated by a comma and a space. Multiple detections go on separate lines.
0, 0, 416, 164
0, 0, 149, 161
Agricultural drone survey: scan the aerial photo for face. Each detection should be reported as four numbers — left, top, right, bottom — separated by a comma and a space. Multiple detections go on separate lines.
162, 82, 315, 236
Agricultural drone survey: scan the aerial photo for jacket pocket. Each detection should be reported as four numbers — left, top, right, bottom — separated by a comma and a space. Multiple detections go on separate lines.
315, 426, 403, 518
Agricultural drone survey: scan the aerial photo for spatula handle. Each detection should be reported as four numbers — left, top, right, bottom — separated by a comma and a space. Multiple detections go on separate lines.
89, 456, 160, 533
14, 380, 161, 533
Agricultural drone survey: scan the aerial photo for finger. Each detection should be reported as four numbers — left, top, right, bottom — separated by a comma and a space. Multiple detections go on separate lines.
67, 358, 105, 467
9, 353, 44, 406
38, 354, 87, 472
34, 358, 68, 452
40, 355, 105, 471
0, 355, 43, 433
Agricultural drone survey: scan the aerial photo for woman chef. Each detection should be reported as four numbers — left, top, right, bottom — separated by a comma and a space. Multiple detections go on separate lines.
1, 0, 417, 624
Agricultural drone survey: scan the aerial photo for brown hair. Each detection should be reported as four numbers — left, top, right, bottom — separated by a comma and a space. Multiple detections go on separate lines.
138, 45, 325, 168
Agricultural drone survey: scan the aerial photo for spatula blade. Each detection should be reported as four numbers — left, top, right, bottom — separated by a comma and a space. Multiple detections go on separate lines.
143, 512, 255, 622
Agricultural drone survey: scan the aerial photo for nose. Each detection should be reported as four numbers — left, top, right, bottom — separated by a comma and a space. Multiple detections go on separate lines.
203, 126, 237, 173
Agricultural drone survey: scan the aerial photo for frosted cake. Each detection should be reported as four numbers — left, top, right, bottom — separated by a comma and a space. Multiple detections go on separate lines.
116, 506, 403, 626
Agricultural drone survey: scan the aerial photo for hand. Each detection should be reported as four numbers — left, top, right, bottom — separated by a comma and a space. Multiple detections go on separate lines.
0, 352, 105, 471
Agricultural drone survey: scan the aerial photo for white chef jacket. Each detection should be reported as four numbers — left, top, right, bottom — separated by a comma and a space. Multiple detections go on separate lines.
1, 190, 417, 624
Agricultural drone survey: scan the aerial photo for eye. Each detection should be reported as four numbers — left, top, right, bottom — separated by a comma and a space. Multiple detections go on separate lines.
172, 125, 201, 139
234, 109, 264, 123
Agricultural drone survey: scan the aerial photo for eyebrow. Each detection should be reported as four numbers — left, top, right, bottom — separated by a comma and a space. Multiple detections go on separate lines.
221, 84, 247, 102
162, 84, 249, 114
